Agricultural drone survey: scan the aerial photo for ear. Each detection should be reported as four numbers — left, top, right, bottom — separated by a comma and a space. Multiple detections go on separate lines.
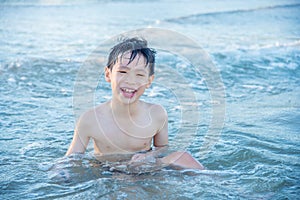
105, 67, 111, 82
146, 75, 154, 88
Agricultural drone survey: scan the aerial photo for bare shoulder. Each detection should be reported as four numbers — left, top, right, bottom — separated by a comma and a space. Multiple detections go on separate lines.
142, 101, 167, 121
78, 102, 110, 125
75, 102, 110, 138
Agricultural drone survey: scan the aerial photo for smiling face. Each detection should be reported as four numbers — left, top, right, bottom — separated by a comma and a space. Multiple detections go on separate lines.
105, 52, 154, 105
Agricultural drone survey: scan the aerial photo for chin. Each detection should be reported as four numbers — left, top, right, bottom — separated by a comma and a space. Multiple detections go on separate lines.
119, 96, 138, 105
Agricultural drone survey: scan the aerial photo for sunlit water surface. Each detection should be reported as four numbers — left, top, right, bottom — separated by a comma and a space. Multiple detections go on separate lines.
0, 0, 299, 199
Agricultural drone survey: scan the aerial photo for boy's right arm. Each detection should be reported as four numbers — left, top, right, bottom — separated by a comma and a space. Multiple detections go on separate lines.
65, 116, 90, 156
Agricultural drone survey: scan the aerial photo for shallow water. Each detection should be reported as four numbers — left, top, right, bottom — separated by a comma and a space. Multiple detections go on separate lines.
1, 0, 300, 199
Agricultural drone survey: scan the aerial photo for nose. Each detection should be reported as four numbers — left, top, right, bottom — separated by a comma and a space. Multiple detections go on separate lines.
124, 72, 136, 85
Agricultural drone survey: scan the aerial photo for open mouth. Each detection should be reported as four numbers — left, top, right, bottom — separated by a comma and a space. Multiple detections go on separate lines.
120, 87, 137, 98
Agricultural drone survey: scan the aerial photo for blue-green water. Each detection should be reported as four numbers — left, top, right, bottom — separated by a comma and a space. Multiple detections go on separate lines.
1, 0, 299, 199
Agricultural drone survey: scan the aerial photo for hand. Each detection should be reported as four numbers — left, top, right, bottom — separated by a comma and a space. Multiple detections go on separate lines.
130, 153, 147, 163
130, 153, 156, 164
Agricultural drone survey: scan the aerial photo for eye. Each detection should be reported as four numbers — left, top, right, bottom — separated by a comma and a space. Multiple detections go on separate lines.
118, 71, 127, 74
137, 74, 145, 77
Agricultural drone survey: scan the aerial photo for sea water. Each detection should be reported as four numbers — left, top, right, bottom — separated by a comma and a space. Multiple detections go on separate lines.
0, 0, 299, 199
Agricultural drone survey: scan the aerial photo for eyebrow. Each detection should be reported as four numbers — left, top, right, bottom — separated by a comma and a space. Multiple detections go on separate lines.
117, 66, 146, 71
135, 69, 147, 73
117, 66, 130, 70
116, 66, 147, 73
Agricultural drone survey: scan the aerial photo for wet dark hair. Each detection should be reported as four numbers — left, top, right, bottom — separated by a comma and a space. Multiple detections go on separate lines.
106, 37, 156, 76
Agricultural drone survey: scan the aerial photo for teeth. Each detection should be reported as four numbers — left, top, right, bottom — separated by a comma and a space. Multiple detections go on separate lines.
122, 88, 135, 93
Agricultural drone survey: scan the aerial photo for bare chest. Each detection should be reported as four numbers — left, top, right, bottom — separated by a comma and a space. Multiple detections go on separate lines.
91, 117, 157, 154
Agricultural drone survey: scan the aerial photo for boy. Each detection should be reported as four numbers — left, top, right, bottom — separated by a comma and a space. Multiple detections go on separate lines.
66, 37, 204, 170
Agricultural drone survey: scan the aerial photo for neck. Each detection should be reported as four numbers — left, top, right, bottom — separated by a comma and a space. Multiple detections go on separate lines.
109, 99, 140, 117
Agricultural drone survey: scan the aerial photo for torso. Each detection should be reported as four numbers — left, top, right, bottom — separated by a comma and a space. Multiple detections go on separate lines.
86, 101, 161, 155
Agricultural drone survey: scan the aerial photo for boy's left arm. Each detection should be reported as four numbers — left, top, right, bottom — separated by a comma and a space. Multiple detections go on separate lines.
130, 106, 168, 162
152, 108, 168, 156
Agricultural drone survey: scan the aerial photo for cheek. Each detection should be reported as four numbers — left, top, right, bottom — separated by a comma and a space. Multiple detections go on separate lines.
136, 77, 149, 85
113, 74, 124, 84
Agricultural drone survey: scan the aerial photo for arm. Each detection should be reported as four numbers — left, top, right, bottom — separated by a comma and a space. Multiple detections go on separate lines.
131, 105, 168, 161
153, 106, 168, 147
52, 116, 90, 182
150, 107, 168, 157
65, 115, 90, 156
